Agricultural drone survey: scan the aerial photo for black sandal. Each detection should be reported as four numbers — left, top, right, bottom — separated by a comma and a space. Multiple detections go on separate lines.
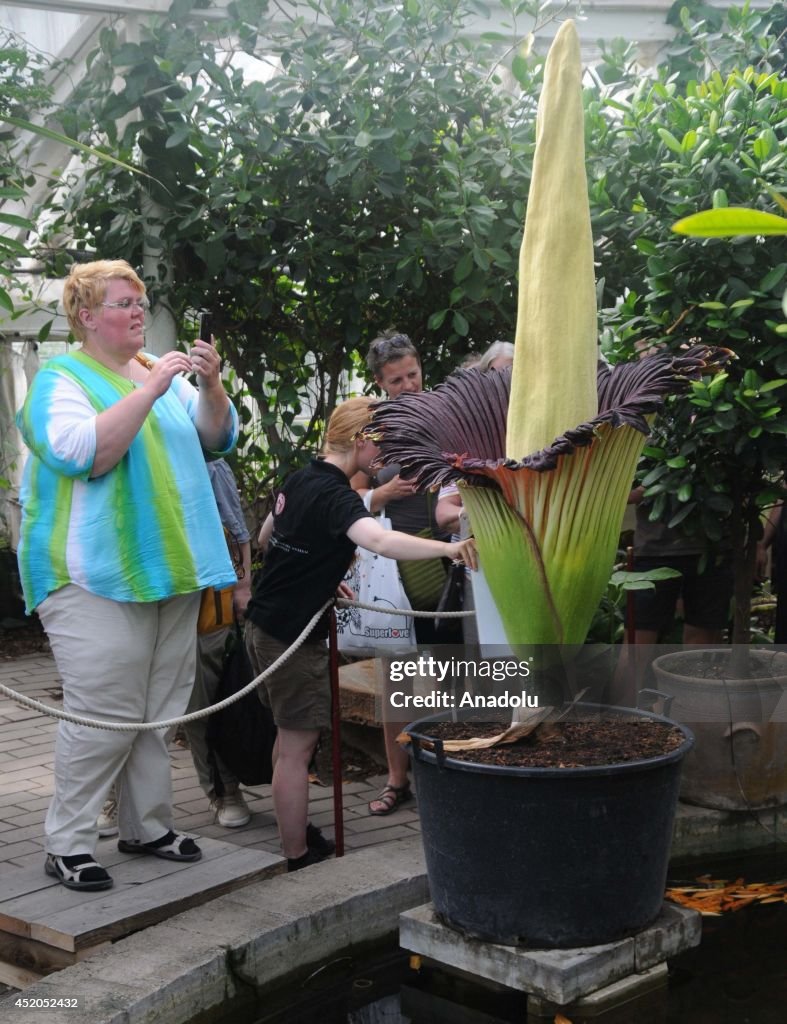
368, 783, 412, 816
118, 830, 202, 862
45, 853, 113, 891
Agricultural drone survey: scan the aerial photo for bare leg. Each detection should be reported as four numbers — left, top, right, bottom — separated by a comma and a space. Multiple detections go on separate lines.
382, 719, 409, 788
271, 727, 319, 859
368, 720, 411, 814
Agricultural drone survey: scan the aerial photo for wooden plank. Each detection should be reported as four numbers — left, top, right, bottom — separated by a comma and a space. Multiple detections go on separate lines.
0, 958, 44, 990
0, 930, 108, 982
0, 856, 206, 942
0, 839, 282, 951
35, 847, 283, 950
0, 845, 132, 904
0, 848, 185, 942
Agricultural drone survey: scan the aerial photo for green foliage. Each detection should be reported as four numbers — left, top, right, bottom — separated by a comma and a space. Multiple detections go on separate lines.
0, 31, 60, 542
590, 1, 787, 640
41, 0, 550, 504
586, 565, 682, 645
0, 31, 54, 317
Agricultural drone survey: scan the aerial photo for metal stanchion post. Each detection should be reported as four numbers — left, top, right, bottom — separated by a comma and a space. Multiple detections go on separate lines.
328, 608, 345, 857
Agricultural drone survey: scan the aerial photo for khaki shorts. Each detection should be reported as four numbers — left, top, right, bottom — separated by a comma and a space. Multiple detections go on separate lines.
245, 623, 331, 731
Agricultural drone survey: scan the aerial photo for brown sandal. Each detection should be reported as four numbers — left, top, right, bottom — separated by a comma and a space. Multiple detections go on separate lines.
369, 783, 412, 816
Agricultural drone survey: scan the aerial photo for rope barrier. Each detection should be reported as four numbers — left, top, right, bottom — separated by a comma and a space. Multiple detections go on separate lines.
0, 599, 334, 732
336, 597, 474, 618
0, 596, 475, 730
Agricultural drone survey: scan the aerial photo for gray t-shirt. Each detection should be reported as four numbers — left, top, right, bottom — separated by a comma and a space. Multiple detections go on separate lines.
374, 463, 435, 537
207, 459, 251, 543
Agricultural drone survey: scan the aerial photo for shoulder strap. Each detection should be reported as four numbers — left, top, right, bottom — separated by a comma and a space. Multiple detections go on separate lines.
363, 489, 385, 517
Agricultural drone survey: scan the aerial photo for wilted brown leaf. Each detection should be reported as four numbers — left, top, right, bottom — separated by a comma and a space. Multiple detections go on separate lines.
666, 877, 787, 915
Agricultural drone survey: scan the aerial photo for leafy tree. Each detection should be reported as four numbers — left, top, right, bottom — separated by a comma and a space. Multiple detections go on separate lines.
0, 30, 55, 320
0, 32, 58, 530
41, 0, 552, 512
589, 0, 787, 643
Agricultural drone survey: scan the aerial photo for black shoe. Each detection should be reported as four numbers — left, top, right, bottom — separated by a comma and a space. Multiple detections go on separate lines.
306, 823, 336, 857
287, 848, 327, 873
45, 853, 113, 891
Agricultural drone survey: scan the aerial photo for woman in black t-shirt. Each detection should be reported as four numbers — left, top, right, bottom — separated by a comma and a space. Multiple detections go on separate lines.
246, 397, 477, 872
353, 331, 451, 814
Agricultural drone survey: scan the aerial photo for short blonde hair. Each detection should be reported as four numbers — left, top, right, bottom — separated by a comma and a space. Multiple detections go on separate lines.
322, 397, 376, 455
63, 260, 145, 342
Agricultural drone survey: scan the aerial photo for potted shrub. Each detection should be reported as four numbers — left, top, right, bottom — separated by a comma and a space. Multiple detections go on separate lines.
369, 21, 725, 948
599, 0, 787, 810
643, 202, 787, 810
587, 4, 786, 645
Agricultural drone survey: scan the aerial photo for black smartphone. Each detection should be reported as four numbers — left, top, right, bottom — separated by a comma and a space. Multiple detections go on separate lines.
199, 311, 213, 342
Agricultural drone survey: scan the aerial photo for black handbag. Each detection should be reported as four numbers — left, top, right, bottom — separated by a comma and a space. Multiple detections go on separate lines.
206, 625, 277, 789
433, 561, 465, 642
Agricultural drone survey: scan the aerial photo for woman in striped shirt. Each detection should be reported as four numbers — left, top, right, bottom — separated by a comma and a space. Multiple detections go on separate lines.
16, 259, 238, 892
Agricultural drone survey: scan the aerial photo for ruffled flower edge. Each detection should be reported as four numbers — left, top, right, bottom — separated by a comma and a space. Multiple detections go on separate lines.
368, 345, 730, 490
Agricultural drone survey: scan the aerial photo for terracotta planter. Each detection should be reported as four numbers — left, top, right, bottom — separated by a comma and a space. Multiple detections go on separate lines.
652, 649, 787, 810
405, 704, 693, 948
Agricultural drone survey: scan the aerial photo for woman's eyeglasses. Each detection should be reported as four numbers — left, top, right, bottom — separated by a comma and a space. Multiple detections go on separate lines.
100, 297, 150, 312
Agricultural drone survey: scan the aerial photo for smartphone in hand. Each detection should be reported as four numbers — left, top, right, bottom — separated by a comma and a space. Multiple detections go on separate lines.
199, 311, 214, 342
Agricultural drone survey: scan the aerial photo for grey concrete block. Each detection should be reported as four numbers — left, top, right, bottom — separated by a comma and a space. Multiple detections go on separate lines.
399, 903, 636, 1004
400, 901, 701, 1006
671, 800, 787, 859
528, 961, 668, 1017
634, 902, 701, 971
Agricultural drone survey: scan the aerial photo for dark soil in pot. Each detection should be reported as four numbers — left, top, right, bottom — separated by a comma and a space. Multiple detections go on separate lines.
423, 716, 684, 768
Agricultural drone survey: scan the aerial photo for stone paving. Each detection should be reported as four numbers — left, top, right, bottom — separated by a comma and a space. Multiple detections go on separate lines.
0, 653, 421, 877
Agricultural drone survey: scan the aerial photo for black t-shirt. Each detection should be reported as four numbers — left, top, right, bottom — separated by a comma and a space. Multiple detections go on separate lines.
246, 459, 372, 644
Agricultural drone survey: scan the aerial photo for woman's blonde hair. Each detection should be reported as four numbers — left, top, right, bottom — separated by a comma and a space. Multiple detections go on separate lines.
63, 259, 145, 342
322, 397, 376, 455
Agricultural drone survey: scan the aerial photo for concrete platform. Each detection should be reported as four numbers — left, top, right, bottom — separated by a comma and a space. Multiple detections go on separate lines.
671, 799, 787, 860
527, 962, 668, 1022
399, 901, 701, 1005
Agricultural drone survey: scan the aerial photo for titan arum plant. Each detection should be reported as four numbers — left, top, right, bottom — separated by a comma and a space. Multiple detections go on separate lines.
371, 21, 727, 666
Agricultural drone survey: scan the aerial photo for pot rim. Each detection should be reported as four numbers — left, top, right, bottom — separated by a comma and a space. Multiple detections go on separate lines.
652, 648, 787, 687
404, 702, 695, 778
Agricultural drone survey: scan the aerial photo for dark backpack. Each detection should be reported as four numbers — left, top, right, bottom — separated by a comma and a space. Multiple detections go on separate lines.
206, 625, 277, 790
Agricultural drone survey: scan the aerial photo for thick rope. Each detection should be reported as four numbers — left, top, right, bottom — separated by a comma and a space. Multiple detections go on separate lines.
0, 597, 475, 730
0, 600, 333, 732
336, 597, 474, 618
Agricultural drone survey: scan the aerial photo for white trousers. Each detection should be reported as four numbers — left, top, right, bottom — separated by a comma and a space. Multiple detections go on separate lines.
37, 585, 201, 857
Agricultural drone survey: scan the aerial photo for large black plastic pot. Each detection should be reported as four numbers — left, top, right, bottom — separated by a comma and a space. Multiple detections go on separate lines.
405, 704, 693, 948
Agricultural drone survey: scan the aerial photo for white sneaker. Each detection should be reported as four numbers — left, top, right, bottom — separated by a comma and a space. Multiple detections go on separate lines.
212, 790, 251, 828
97, 797, 118, 838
